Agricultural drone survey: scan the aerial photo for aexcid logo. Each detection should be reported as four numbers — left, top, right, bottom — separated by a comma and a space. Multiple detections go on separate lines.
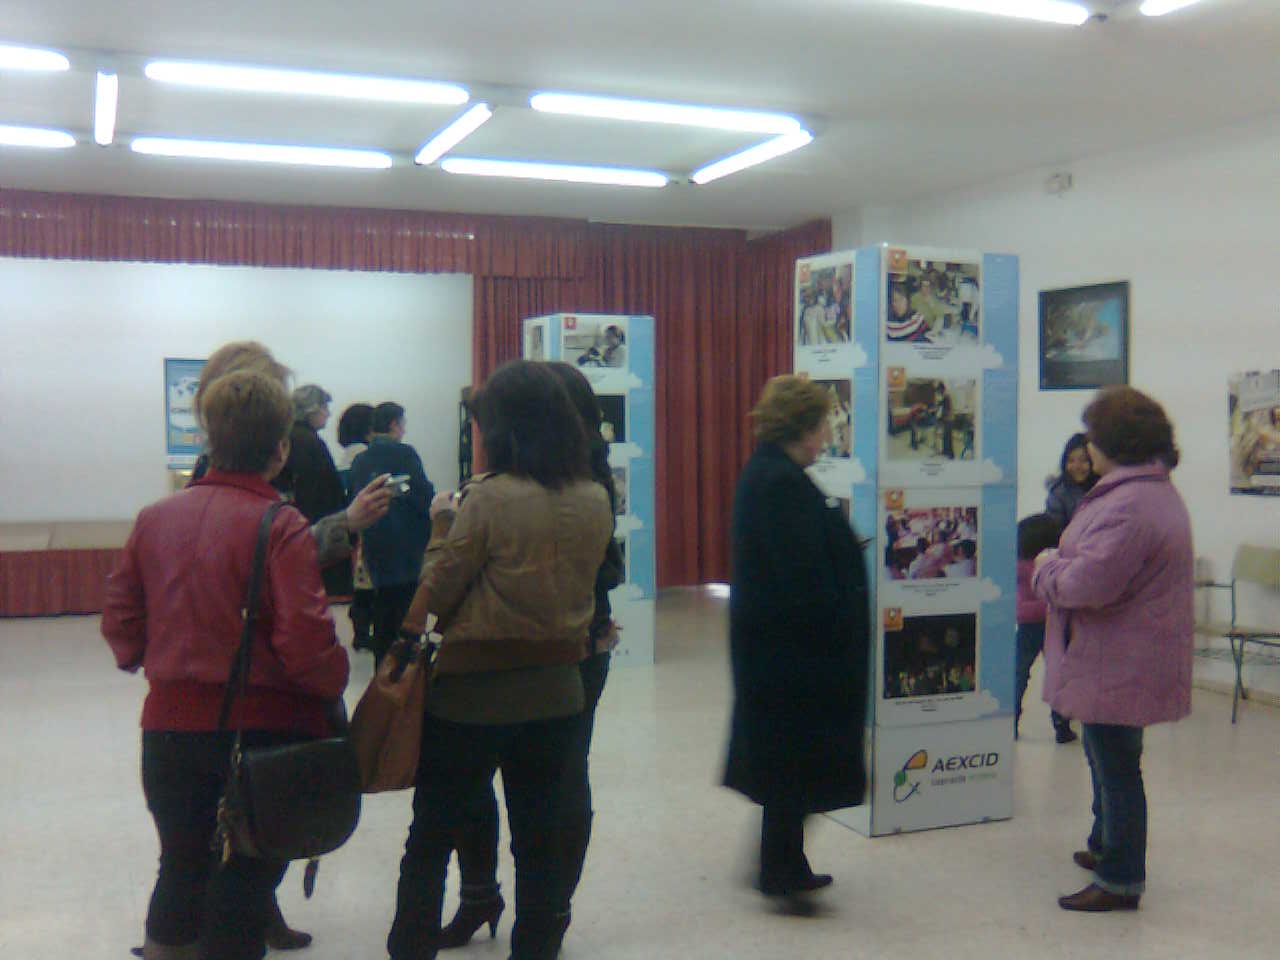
931, 752, 999, 774
895, 748, 1002, 801
893, 750, 928, 803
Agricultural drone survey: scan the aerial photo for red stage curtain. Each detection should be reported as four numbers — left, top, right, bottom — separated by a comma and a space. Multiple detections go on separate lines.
0, 188, 829, 601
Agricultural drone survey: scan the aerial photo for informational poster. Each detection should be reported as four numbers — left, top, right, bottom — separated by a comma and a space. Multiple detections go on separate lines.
884, 249, 982, 356
795, 253, 861, 374
164, 357, 205, 469
521, 313, 656, 665
1229, 370, 1280, 496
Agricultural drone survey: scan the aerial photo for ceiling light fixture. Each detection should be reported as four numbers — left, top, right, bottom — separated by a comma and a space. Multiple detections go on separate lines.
143, 60, 469, 105
530, 92, 803, 135
0, 124, 76, 149
441, 157, 668, 188
0, 42, 70, 72
898, 1, 1090, 26
414, 103, 493, 166
0, 124, 75, 148
131, 137, 393, 169
1139, 0, 1202, 15
691, 129, 814, 185
94, 71, 119, 146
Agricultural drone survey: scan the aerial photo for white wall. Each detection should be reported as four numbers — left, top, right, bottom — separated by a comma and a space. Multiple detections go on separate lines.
0, 259, 472, 521
835, 112, 1280, 700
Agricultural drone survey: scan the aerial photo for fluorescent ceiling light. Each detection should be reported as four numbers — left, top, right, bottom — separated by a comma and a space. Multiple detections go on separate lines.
415, 103, 493, 165
899, 1, 1090, 26
0, 43, 70, 72
691, 129, 814, 185
94, 71, 119, 146
0, 124, 75, 149
144, 60, 468, 104
131, 137, 392, 169
530, 92, 802, 135
441, 157, 668, 188
1139, 0, 1202, 15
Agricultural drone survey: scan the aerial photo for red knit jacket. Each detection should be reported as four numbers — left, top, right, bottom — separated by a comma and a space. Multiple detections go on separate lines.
102, 471, 348, 736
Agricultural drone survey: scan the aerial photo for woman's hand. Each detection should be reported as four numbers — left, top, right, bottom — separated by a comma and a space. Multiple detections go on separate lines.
1034, 547, 1060, 574
346, 475, 394, 533
430, 490, 459, 521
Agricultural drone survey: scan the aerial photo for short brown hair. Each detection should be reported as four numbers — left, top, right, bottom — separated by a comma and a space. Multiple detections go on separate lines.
203, 370, 293, 474
1083, 386, 1180, 469
751, 375, 832, 446
195, 341, 291, 430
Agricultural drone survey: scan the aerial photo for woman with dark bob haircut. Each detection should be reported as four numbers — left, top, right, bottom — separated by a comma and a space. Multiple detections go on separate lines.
387, 360, 613, 960
723, 375, 870, 905
102, 371, 349, 960
432, 361, 626, 948
1033, 386, 1194, 913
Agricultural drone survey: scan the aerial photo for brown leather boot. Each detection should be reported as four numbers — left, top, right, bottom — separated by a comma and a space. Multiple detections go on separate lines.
1058, 883, 1140, 912
264, 895, 312, 950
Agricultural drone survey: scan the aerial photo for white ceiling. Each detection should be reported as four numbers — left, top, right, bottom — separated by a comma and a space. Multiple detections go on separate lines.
0, 0, 1277, 230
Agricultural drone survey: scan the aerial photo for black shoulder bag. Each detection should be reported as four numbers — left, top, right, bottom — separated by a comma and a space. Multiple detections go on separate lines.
214, 500, 362, 864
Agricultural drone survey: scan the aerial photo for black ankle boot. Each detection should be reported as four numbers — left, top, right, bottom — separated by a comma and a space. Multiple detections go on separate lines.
508, 909, 569, 960
438, 887, 504, 949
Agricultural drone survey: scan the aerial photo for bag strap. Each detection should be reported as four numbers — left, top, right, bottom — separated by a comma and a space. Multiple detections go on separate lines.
218, 500, 288, 734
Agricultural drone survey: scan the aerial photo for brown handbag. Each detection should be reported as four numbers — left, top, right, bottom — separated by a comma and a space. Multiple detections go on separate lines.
348, 634, 435, 792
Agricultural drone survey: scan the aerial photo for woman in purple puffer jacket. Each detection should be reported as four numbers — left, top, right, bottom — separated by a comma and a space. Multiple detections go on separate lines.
1032, 386, 1193, 914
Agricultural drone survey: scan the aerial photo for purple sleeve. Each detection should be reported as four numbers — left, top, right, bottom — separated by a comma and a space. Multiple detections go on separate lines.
1032, 510, 1146, 611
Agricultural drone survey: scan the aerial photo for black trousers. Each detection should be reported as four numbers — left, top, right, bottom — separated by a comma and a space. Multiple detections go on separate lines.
451, 653, 611, 905
141, 730, 301, 960
388, 711, 583, 960
371, 581, 418, 664
760, 794, 811, 885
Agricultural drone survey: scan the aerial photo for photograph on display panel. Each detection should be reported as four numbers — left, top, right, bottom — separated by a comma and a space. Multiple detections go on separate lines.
599, 395, 626, 444
1229, 370, 1280, 496
796, 259, 853, 346
883, 610, 977, 700
612, 466, 629, 516
885, 249, 980, 347
884, 368, 976, 462
816, 379, 853, 459
563, 316, 627, 369
524, 321, 546, 361
1039, 282, 1129, 389
884, 502, 979, 582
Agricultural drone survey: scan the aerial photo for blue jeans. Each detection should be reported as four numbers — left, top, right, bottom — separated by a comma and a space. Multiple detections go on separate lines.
1014, 623, 1069, 734
1081, 724, 1146, 895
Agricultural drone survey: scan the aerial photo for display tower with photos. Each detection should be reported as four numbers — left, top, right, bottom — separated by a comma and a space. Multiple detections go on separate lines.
793, 247, 1019, 836
520, 313, 657, 665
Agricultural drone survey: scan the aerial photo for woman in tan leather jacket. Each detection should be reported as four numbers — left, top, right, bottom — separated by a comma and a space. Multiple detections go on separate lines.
386, 360, 613, 960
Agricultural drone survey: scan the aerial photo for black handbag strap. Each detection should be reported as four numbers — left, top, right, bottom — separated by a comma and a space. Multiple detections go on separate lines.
218, 500, 288, 734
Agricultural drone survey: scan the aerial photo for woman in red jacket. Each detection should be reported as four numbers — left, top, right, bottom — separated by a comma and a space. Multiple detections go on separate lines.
103, 370, 349, 960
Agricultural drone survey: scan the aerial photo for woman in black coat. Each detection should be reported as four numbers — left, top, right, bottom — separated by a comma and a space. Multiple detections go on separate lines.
282, 384, 352, 596
724, 374, 871, 901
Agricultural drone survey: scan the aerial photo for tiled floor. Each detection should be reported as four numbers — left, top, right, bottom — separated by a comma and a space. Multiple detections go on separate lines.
2, 587, 1277, 959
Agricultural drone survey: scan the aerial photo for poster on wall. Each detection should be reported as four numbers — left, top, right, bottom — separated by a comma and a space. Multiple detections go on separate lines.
165, 357, 205, 469
1229, 370, 1280, 496
1038, 282, 1129, 389
795, 254, 860, 372
884, 248, 981, 356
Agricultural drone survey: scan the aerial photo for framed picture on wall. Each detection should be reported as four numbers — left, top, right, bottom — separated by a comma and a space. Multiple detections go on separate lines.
1038, 281, 1129, 390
